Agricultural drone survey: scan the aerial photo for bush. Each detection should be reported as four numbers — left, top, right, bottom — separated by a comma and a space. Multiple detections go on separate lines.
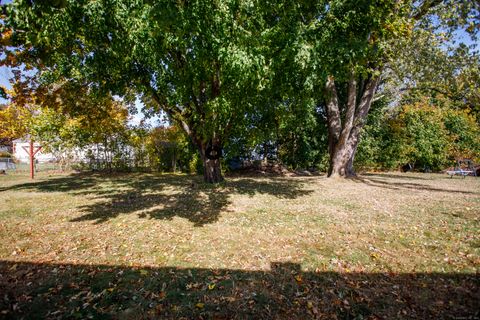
357, 99, 480, 171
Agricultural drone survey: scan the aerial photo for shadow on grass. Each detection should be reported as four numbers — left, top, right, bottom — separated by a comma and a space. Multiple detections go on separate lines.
357, 174, 479, 195
362, 173, 435, 180
0, 173, 313, 226
0, 260, 478, 319
0, 172, 99, 193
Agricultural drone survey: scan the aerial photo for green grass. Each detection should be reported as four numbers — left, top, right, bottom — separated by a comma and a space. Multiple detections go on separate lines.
0, 171, 478, 319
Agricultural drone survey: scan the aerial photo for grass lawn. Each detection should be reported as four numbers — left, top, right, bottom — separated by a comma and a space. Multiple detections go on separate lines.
0, 170, 478, 319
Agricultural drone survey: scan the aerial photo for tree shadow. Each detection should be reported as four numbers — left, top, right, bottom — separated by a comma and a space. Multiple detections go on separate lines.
362, 172, 434, 180
1, 173, 313, 226
356, 174, 479, 195
0, 260, 477, 319
0, 173, 99, 193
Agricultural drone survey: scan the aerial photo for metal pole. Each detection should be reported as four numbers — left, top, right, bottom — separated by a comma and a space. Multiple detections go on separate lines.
30, 140, 34, 179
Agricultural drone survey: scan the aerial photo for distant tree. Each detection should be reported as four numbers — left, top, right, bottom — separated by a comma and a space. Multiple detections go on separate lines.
0, 75, 133, 171
0, 102, 29, 143
387, 18, 480, 119
30, 85, 130, 170
0, 82, 37, 145
356, 97, 480, 171
146, 125, 189, 173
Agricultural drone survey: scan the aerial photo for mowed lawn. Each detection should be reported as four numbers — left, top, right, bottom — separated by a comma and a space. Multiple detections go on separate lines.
0, 171, 478, 319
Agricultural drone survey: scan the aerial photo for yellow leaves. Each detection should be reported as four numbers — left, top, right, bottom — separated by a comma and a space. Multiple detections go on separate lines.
208, 283, 216, 290
0, 86, 8, 98
139, 269, 149, 276
1, 29, 13, 44
0, 103, 32, 140
466, 21, 475, 34
370, 252, 380, 260
294, 274, 302, 284
195, 302, 204, 309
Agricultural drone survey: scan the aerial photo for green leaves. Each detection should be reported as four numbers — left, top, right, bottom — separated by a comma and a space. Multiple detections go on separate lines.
357, 99, 480, 170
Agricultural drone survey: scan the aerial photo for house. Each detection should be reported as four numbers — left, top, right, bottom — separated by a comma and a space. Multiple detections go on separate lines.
12, 139, 56, 163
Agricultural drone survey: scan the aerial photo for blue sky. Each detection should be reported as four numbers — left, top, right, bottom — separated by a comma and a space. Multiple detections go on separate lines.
0, 64, 12, 95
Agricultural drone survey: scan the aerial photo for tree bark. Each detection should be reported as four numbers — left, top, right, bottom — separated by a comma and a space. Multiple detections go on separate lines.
325, 72, 381, 178
346, 142, 358, 177
325, 76, 342, 176
172, 147, 177, 173
199, 142, 224, 183
329, 139, 357, 177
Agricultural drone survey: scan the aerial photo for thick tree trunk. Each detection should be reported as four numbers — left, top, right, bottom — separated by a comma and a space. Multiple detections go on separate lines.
329, 138, 358, 178
325, 76, 342, 177
329, 135, 360, 178
202, 156, 223, 183
325, 72, 380, 178
346, 142, 358, 177
199, 142, 224, 183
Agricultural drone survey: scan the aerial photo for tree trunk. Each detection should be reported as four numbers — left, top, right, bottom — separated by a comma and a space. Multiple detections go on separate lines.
177, 119, 225, 183
329, 138, 358, 178
172, 147, 177, 173
325, 72, 381, 178
325, 76, 342, 177
346, 142, 358, 177
145, 67, 225, 183
202, 156, 223, 183
199, 143, 224, 183
329, 135, 360, 178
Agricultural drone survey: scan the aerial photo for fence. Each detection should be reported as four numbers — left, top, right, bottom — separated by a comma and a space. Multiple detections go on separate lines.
88, 158, 150, 172
0, 158, 16, 171
0, 158, 64, 173
1, 157, 163, 174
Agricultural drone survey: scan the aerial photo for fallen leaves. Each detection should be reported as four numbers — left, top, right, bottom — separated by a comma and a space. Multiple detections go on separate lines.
1, 260, 479, 319
0, 172, 479, 318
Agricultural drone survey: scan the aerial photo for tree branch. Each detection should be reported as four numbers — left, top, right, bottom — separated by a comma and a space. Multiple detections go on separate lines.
411, 0, 443, 20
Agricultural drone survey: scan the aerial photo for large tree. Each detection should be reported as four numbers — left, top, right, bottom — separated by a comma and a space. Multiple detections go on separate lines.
2, 0, 269, 182
285, 0, 479, 177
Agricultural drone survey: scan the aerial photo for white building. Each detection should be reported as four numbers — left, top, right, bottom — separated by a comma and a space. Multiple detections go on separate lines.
12, 139, 56, 163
